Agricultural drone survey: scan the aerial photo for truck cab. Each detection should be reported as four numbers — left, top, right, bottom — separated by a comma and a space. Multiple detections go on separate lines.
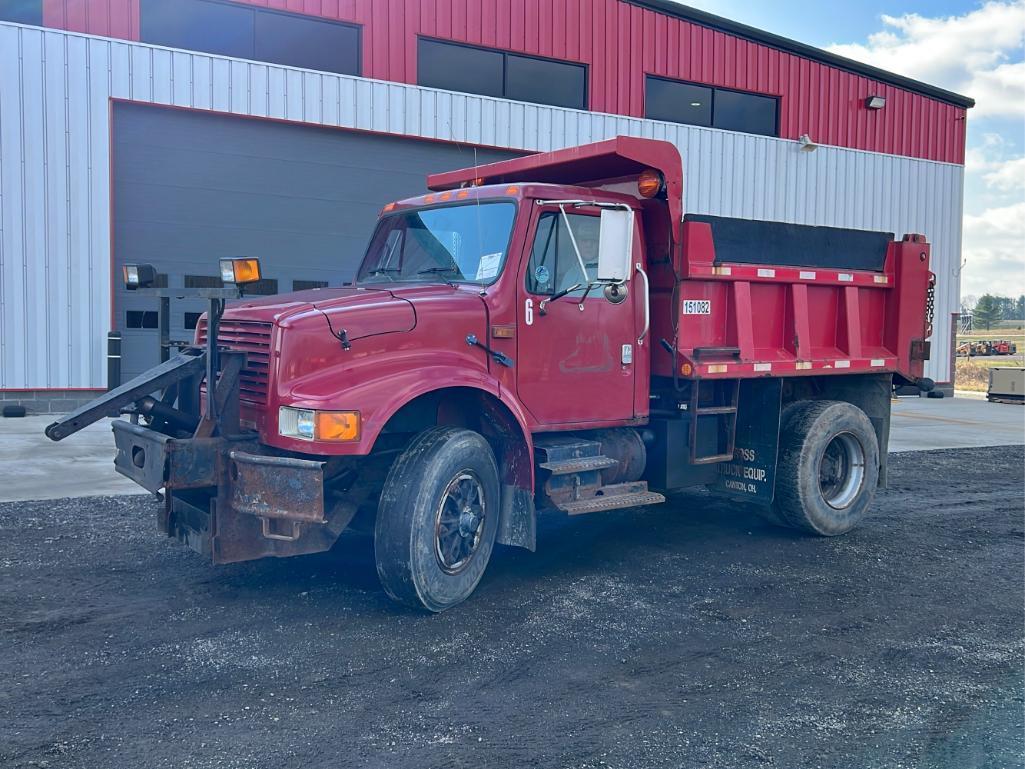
46, 137, 935, 611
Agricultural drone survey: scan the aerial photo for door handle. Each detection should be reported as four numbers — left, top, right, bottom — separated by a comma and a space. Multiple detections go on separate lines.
635, 262, 650, 346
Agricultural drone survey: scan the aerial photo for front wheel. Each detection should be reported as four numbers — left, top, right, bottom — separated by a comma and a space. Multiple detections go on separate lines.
771, 400, 879, 536
375, 426, 500, 611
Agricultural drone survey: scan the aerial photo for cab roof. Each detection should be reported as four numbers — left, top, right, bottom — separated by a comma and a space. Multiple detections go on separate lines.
426, 136, 684, 232
389, 182, 643, 212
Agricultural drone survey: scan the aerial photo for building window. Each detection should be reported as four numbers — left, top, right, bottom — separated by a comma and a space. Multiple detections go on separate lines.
126, 311, 159, 329
141, 0, 360, 77
645, 75, 778, 137
244, 278, 278, 296
184, 312, 202, 330
526, 212, 601, 296
418, 39, 586, 110
0, 0, 42, 25
184, 274, 222, 289
293, 280, 329, 291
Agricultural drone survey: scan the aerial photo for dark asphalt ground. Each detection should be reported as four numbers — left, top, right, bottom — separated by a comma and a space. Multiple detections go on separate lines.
1, 446, 1023, 769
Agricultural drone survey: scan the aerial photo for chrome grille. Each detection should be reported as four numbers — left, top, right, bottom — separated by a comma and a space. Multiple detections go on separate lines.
197, 319, 273, 405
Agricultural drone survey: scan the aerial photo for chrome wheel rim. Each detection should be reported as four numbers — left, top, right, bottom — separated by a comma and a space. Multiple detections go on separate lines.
434, 471, 486, 575
818, 432, 866, 510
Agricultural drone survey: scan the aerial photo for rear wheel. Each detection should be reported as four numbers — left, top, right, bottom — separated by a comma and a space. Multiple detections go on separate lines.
771, 400, 879, 536
375, 426, 500, 611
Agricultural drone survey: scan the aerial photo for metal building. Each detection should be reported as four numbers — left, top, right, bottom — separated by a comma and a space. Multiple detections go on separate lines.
0, 0, 973, 409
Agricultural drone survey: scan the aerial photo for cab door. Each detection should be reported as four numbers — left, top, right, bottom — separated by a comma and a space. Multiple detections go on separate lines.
515, 205, 640, 426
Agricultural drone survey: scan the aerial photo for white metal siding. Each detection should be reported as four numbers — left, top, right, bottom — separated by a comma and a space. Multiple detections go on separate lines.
0, 22, 963, 388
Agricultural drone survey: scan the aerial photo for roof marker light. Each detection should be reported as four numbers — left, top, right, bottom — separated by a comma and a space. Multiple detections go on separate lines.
637, 168, 664, 198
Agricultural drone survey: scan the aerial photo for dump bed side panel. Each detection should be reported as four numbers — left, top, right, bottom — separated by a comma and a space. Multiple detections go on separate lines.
653, 219, 933, 386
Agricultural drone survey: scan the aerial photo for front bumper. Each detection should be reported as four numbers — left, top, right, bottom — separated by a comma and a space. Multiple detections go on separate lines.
111, 419, 354, 563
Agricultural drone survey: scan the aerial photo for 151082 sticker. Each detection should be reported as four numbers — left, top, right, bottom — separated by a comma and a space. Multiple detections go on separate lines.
682, 299, 711, 315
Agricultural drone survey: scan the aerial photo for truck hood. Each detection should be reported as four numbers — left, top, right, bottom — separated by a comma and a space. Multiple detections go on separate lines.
220, 284, 485, 341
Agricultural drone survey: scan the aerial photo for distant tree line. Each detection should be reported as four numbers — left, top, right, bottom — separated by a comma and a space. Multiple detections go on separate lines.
963, 294, 1025, 330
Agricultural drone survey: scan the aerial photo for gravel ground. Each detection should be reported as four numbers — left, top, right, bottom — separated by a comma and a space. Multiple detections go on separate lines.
1, 446, 1022, 769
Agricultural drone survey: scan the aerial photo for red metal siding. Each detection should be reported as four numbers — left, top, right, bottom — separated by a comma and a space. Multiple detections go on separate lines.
43, 0, 967, 163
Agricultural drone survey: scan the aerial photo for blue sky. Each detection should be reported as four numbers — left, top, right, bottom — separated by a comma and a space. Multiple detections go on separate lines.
683, 0, 1025, 300
684, 0, 975, 46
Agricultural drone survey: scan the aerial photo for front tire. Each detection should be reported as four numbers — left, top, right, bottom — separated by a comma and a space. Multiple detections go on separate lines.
771, 400, 879, 536
375, 426, 500, 611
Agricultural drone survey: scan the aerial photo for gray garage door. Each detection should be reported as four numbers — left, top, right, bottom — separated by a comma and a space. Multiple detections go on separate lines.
113, 103, 518, 381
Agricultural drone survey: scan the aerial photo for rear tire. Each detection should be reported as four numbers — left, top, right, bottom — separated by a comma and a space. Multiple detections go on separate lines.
771, 400, 879, 536
375, 426, 500, 611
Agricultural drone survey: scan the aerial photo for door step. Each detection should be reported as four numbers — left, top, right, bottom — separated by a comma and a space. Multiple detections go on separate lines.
539, 456, 618, 475
557, 482, 666, 516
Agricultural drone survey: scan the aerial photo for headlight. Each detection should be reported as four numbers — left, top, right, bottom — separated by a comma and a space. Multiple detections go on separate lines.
278, 407, 360, 442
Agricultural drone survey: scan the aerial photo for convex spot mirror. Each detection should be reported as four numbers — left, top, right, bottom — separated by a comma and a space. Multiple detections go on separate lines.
597, 208, 634, 284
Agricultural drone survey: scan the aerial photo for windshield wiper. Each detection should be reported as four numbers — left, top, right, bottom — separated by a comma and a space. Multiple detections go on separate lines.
361, 267, 399, 282
417, 266, 460, 286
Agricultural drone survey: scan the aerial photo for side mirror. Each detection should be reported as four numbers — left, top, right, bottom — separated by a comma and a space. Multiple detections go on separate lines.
597, 209, 634, 283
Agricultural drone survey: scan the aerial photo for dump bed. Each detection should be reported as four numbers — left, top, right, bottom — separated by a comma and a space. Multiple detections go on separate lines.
650, 215, 934, 385
429, 136, 934, 387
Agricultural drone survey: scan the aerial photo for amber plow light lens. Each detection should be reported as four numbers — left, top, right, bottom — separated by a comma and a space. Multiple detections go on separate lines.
219, 257, 262, 285
637, 169, 665, 198
314, 411, 361, 442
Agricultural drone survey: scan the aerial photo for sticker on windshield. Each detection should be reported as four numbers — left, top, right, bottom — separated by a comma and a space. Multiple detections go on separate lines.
476, 252, 503, 281
534, 264, 550, 287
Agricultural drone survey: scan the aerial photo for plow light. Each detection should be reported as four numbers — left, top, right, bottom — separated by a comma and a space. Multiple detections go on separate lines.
122, 263, 157, 289
219, 257, 262, 285
279, 407, 361, 442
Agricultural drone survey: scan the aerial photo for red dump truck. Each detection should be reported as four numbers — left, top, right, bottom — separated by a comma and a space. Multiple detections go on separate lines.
47, 137, 935, 611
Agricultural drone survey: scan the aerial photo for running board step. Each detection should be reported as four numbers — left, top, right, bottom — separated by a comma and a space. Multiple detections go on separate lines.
558, 483, 666, 516
539, 456, 618, 475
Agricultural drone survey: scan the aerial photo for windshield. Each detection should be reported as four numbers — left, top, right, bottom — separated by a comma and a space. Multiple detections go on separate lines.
356, 202, 517, 286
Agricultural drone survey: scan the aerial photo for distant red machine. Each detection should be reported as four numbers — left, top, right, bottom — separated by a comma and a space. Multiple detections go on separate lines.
47, 137, 935, 611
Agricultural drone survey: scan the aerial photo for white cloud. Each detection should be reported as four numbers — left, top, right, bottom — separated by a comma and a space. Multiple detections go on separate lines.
828, 3, 1025, 299
961, 202, 1025, 296
826, 2, 1025, 118
983, 156, 1025, 191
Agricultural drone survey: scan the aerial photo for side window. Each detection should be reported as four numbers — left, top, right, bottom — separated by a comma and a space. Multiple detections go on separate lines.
526, 212, 601, 296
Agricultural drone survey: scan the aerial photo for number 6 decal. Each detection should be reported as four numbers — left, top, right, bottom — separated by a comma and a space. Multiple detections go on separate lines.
525, 298, 534, 326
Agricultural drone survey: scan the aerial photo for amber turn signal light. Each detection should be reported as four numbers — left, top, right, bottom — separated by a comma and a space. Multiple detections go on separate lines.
315, 411, 361, 442
219, 257, 262, 285
637, 168, 665, 198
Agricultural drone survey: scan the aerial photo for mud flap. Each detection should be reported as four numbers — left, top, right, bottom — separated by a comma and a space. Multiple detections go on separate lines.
709, 379, 783, 504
